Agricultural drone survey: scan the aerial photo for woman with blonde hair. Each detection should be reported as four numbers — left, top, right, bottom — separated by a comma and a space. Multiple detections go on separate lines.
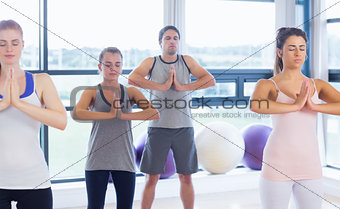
0, 19, 67, 209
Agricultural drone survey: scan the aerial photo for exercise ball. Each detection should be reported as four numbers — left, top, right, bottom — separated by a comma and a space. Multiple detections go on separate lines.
133, 145, 137, 160
135, 132, 148, 167
159, 151, 176, 179
242, 124, 272, 170
135, 132, 176, 179
195, 121, 245, 174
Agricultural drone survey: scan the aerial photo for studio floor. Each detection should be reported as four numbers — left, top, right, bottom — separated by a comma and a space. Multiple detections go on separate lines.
70, 189, 340, 209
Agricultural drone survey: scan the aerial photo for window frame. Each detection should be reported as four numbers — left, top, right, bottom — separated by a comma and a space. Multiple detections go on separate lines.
326, 5, 340, 169
28, 0, 313, 183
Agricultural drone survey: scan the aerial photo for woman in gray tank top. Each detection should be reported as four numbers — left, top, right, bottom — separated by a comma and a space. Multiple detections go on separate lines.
73, 47, 159, 209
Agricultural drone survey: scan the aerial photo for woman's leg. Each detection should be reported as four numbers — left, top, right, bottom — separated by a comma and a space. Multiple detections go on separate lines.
85, 170, 110, 209
111, 171, 136, 209
259, 177, 293, 209
0, 189, 13, 209
293, 179, 323, 209
14, 188, 52, 209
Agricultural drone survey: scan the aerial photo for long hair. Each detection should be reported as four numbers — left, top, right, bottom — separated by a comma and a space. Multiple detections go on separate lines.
274, 27, 307, 75
0, 20, 23, 72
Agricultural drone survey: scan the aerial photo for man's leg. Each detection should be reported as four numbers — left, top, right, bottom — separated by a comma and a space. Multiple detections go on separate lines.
140, 128, 172, 209
179, 174, 194, 209
141, 174, 160, 209
171, 128, 197, 209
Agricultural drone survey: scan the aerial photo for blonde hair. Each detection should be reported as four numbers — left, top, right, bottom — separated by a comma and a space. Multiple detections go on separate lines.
0, 19, 23, 72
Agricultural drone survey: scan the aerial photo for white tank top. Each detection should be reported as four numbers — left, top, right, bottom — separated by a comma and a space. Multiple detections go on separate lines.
0, 72, 50, 189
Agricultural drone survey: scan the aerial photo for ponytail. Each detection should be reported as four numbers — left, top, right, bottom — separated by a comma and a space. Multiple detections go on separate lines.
274, 54, 283, 75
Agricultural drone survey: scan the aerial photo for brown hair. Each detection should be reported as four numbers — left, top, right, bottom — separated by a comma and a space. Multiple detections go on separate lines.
274, 27, 307, 75
0, 19, 23, 72
159, 25, 180, 43
98, 47, 123, 64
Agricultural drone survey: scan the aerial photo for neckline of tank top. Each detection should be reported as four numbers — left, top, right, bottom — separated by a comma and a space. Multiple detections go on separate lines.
277, 88, 318, 102
98, 83, 125, 107
0, 71, 34, 99
158, 55, 179, 64
271, 78, 318, 101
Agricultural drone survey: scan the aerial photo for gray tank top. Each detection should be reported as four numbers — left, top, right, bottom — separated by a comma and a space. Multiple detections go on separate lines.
85, 84, 135, 172
148, 55, 193, 128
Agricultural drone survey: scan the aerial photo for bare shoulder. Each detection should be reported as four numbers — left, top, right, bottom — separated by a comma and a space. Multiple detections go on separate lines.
181, 55, 207, 75
256, 78, 275, 88
182, 55, 196, 64
83, 86, 97, 95
34, 73, 55, 94
131, 57, 156, 76
35, 73, 52, 84
182, 55, 193, 60
251, 78, 277, 99
140, 57, 156, 68
144, 56, 156, 63
32, 73, 58, 104
257, 78, 277, 93
314, 78, 336, 92
314, 78, 328, 86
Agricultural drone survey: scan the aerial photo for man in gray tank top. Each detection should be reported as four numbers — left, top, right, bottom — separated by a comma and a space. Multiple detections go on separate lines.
128, 25, 215, 209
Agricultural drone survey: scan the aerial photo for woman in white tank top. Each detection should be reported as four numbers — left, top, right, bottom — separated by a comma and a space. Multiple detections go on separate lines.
251, 27, 340, 209
0, 19, 67, 209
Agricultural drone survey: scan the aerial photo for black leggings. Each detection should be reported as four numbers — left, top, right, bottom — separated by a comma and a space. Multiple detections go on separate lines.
0, 187, 52, 209
85, 170, 136, 209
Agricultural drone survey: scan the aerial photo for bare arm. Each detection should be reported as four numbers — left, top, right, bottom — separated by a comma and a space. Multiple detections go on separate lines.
0, 100, 9, 111
0, 76, 10, 111
250, 79, 309, 114
72, 87, 117, 120
173, 55, 215, 91
128, 57, 173, 91
11, 73, 67, 130
119, 87, 159, 120
306, 79, 340, 115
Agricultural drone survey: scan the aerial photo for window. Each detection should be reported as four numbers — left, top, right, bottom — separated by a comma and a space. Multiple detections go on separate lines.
326, 0, 340, 168
326, 83, 340, 168
1, 0, 319, 184
326, 0, 340, 19
47, 0, 163, 180
326, 0, 340, 69
327, 23, 340, 69
184, 0, 274, 133
48, 0, 163, 70
0, 0, 40, 70
185, 0, 275, 69
49, 112, 91, 179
